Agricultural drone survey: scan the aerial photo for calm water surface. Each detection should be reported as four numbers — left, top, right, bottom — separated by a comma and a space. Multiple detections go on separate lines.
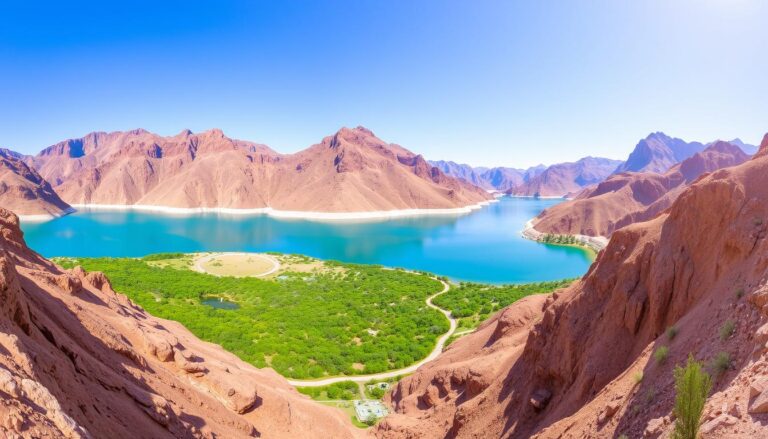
21, 197, 592, 283
201, 297, 240, 310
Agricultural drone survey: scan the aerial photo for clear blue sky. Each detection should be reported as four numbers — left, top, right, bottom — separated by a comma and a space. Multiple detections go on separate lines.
1, 1, 766, 167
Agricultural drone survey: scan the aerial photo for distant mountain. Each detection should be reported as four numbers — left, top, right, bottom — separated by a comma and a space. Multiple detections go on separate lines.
507, 157, 623, 198
429, 161, 551, 192
429, 160, 492, 189
532, 141, 750, 237
613, 132, 706, 174
720, 138, 758, 154
30, 127, 492, 212
0, 148, 71, 218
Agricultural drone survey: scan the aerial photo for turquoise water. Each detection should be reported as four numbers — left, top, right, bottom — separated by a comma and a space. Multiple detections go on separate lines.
20, 197, 592, 284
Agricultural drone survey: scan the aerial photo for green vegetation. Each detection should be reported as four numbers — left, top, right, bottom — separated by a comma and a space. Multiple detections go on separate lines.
433, 279, 573, 331
719, 319, 735, 341
364, 376, 402, 399
654, 345, 670, 365
633, 370, 644, 385
672, 355, 712, 439
540, 233, 578, 245
58, 254, 448, 379
297, 382, 360, 400
710, 352, 731, 377
666, 326, 679, 341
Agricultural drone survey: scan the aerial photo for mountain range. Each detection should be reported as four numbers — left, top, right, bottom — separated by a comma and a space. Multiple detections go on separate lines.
433, 132, 758, 198
2, 127, 492, 218
532, 141, 751, 238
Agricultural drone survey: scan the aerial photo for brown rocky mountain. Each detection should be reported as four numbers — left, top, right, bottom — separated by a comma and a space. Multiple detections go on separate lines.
531, 141, 750, 238
506, 156, 623, 198
0, 148, 72, 219
0, 208, 361, 438
30, 127, 491, 213
376, 133, 768, 438
614, 132, 706, 174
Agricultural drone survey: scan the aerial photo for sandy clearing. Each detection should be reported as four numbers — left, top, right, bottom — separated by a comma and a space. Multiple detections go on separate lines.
192, 252, 280, 278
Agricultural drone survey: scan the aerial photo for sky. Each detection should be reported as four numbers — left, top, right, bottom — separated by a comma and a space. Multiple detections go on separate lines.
0, 1, 766, 168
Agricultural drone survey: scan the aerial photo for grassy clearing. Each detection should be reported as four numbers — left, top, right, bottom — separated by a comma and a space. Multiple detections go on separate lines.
57, 254, 447, 379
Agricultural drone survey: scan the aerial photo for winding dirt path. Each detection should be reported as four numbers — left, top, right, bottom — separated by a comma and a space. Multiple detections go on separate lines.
287, 278, 456, 387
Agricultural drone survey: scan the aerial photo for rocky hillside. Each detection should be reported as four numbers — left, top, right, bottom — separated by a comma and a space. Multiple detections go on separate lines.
30, 127, 491, 212
0, 208, 361, 438
0, 148, 71, 219
532, 141, 750, 238
614, 132, 706, 174
507, 156, 623, 198
377, 133, 768, 438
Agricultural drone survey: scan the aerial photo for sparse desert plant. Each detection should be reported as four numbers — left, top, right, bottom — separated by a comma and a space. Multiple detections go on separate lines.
672, 355, 712, 439
710, 352, 731, 377
633, 370, 644, 385
618, 435, 629, 439
645, 386, 656, 404
666, 326, 679, 341
654, 345, 670, 364
735, 288, 745, 299
719, 319, 735, 341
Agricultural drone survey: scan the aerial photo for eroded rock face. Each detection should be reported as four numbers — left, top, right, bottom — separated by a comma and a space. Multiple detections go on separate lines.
0, 148, 71, 217
378, 133, 768, 438
0, 208, 362, 439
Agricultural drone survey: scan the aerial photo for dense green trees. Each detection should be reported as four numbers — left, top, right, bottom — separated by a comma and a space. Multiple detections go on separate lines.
540, 234, 578, 245
297, 382, 360, 400
433, 279, 573, 330
59, 255, 447, 379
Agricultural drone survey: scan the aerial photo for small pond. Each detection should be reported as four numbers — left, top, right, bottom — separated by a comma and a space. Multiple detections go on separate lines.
201, 297, 240, 310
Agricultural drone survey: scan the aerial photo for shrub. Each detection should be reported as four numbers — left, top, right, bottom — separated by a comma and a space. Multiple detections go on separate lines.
710, 352, 731, 377
618, 435, 629, 439
654, 345, 670, 365
719, 320, 735, 341
633, 370, 644, 385
645, 386, 656, 404
735, 288, 745, 299
666, 326, 679, 341
672, 355, 711, 439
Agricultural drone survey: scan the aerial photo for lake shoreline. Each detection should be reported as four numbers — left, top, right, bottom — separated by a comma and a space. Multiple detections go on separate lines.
69, 199, 499, 222
521, 219, 608, 254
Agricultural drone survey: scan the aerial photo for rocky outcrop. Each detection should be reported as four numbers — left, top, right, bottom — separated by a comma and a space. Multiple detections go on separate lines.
377, 132, 768, 438
531, 141, 750, 238
0, 208, 361, 438
30, 127, 491, 212
0, 148, 72, 219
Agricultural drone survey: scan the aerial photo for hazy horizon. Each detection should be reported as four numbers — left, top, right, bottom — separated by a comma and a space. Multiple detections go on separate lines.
1, 0, 766, 167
